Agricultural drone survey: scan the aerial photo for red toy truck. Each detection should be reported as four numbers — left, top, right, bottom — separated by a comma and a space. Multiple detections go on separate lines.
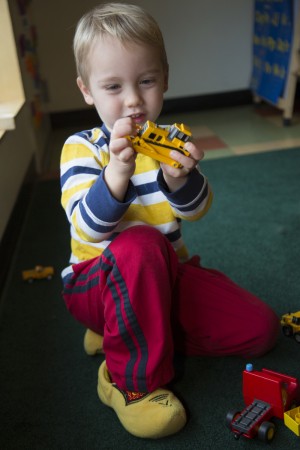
226, 364, 300, 442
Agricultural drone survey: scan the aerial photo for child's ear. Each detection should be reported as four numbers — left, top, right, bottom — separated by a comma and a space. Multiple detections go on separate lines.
77, 77, 94, 106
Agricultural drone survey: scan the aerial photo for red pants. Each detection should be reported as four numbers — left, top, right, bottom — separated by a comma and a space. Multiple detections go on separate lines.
62, 226, 279, 393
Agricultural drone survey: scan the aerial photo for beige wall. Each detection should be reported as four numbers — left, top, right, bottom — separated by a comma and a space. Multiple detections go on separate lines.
32, 0, 253, 113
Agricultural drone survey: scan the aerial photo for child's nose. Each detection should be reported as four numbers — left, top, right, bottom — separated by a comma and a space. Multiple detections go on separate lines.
125, 88, 143, 107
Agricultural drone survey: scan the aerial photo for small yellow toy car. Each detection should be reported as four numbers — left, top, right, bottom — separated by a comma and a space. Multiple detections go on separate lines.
22, 265, 54, 283
281, 311, 300, 343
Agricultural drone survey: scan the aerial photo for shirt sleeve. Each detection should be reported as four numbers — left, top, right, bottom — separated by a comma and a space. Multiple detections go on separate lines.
60, 133, 137, 243
157, 166, 213, 221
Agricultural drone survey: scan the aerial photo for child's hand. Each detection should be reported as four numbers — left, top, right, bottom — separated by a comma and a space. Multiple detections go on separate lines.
104, 118, 137, 201
161, 141, 205, 191
108, 117, 137, 178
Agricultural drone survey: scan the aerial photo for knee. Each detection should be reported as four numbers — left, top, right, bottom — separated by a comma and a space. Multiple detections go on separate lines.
121, 225, 166, 244
247, 308, 280, 358
108, 225, 176, 266
116, 225, 171, 253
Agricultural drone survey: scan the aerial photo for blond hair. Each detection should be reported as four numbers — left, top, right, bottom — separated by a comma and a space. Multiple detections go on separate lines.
73, 2, 168, 86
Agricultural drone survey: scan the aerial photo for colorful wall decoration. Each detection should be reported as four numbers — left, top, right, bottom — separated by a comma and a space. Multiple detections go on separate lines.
251, 0, 293, 104
16, 0, 46, 128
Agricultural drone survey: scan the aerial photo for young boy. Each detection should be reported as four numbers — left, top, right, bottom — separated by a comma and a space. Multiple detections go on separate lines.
60, 2, 279, 440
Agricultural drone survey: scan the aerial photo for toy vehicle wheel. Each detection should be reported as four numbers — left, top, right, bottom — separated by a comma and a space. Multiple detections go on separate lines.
282, 325, 293, 336
225, 410, 240, 429
257, 421, 275, 442
294, 332, 300, 343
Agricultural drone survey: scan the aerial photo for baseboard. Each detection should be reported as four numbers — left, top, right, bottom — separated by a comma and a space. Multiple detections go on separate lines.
50, 89, 253, 129
162, 89, 253, 115
0, 157, 38, 298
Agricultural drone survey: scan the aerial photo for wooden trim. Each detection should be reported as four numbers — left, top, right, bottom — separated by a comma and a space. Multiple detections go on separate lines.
162, 89, 253, 114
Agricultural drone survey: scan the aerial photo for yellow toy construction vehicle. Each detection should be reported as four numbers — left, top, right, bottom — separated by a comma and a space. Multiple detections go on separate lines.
281, 311, 300, 343
131, 120, 192, 168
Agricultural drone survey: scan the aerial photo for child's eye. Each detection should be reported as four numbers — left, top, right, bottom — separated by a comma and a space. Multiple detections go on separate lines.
140, 78, 155, 86
105, 84, 121, 91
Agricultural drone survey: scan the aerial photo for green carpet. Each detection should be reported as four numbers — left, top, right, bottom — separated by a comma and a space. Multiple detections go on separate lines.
1, 148, 300, 449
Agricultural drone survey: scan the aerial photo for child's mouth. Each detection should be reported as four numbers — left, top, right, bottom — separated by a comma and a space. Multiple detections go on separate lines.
130, 113, 145, 124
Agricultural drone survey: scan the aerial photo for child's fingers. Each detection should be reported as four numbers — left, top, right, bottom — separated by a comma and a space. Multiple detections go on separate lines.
184, 141, 204, 161
170, 150, 197, 172
111, 117, 136, 141
109, 137, 135, 159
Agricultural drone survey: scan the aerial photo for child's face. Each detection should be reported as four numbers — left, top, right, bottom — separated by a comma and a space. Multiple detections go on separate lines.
77, 35, 168, 130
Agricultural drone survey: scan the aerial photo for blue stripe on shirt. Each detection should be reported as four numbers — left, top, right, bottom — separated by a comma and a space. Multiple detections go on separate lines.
61, 166, 101, 188
135, 181, 159, 196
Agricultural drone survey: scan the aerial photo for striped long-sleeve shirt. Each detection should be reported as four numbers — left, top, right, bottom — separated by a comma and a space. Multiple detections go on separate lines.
60, 124, 213, 279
